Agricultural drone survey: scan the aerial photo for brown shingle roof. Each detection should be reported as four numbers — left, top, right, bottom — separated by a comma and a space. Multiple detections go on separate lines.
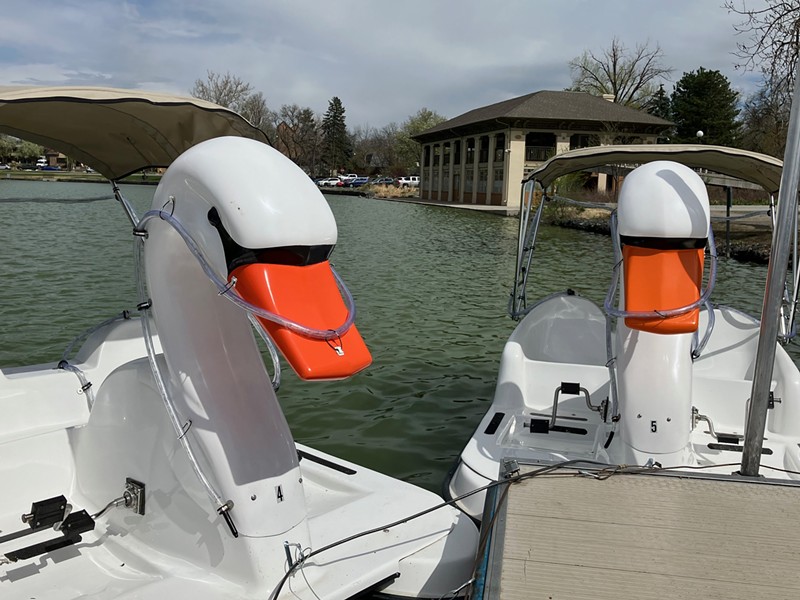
414, 90, 672, 141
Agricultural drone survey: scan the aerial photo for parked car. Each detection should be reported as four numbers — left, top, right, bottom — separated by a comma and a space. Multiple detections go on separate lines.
41, 165, 61, 171
345, 176, 370, 188
396, 175, 420, 188
0, 163, 10, 170
371, 177, 395, 186
317, 177, 342, 187
339, 173, 358, 184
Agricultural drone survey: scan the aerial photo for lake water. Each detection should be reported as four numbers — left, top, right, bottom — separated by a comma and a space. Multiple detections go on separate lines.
0, 180, 785, 493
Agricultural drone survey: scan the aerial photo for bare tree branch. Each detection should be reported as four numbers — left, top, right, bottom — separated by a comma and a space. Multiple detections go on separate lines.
726, 0, 800, 87
568, 37, 672, 108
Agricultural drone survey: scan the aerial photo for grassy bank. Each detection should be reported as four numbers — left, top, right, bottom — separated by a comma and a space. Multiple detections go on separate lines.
545, 201, 773, 264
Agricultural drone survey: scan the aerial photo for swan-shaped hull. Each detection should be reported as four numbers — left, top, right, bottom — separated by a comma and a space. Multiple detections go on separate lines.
0, 137, 477, 598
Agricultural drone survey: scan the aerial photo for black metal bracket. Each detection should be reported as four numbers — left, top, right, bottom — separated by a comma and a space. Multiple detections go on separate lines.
4, 510, 95, 562
1, 496, 95, 563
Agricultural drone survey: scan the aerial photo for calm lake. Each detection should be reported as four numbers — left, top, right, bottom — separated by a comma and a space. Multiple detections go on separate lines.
0, 179, 787, 493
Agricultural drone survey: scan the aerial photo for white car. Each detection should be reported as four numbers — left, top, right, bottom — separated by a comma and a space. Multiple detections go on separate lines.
396, 175, 420, 188
317, 177, 342, 187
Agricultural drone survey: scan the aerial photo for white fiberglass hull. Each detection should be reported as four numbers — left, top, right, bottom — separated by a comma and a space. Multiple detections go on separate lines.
448, 294, 800, 520
0, 318, 477, 599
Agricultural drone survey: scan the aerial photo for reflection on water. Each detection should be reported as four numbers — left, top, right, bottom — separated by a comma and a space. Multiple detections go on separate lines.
0, 181, 790, 492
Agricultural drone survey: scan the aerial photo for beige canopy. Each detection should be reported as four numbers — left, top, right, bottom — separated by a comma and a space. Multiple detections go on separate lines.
0, 86, 269, 180
526, 144, 784, 194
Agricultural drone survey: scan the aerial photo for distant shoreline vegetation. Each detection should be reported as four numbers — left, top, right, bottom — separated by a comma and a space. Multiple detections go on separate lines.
1, 170, 161, 185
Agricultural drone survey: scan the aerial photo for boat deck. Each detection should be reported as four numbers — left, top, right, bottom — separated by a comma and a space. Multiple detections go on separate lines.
476, 463, 800, 599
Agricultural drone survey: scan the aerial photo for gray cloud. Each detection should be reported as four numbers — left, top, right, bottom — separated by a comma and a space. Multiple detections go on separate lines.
0, 0, 766, 127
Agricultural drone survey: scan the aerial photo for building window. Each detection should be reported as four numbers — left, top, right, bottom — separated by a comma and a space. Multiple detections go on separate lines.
526, 132, 556, 161
454, 140, 461, 164
433, 145, 441, 167
479, 136, 489, 163
494, 133, 506, 162
465, 167, 474, 192
424, 145, 432, 165
478, 168, 488, 192
493, 168, 504, 193
570, 134, 594, 149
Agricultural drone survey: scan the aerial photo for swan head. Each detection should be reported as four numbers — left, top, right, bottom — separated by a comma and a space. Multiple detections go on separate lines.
152, 136, 371, 380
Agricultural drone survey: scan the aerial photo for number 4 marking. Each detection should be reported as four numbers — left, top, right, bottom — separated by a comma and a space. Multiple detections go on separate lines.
276, 485, 284, 502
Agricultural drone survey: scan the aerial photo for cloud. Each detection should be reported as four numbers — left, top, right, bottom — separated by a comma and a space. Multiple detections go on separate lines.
0, 0, 766, 127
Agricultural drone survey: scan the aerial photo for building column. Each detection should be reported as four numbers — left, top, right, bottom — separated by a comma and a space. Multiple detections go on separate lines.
486, 135, 496, 205
471, 140, 480, 204
458, 137, 467, 203
596, 134, 612, 193
426, 144, 436, 200
505, 130, 526, 210
435, 144, 443, 201
447, 140, 455, 202
556, 132, 571, 155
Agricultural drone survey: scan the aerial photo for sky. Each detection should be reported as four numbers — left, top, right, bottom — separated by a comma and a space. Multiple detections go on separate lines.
0, 0, 767, 129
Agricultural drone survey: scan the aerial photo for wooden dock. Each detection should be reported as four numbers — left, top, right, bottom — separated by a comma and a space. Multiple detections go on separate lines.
474, 465, 800, 599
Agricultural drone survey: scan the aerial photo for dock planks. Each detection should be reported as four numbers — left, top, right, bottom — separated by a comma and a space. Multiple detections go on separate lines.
481, 466, 800, 599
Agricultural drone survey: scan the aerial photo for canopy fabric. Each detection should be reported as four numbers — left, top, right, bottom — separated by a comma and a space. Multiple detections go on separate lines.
0, 86, 270, 180
525, 144, 784, 194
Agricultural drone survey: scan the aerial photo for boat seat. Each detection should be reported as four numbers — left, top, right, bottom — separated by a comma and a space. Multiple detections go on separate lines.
0, 368, 89, 445
512, 293, 607, 366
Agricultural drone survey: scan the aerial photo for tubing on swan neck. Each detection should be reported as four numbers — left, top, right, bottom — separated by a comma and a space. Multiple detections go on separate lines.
136, 210, 356, 341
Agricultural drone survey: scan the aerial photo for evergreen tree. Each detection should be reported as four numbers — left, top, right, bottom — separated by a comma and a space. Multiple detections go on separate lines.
670, 68, 741, 146
321, 97, 351, 173
646, 84, 674, 142
647, 84, 672, 120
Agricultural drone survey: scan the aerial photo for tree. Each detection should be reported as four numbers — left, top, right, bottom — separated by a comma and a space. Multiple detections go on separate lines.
568, 37, 672, 108
0, 135, 15, 163
670, 68, 741, 146
726, 1, 800, 89
274, 104, 321, 173
16, 141, 44, 162
191, 70, 253, 110
739, 76, 791, 157
646, 84, 674, 142
396, 108, 446, 172
238, 91, 274, 134
320, 97, 351, 173
191, 71, 273, 138
647, 84, 672, 120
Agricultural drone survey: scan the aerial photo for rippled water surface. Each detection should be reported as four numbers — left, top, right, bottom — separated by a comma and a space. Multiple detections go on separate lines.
0, 180, 791, 492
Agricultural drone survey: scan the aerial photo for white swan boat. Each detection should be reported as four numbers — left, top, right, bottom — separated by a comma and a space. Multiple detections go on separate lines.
0, 87, 477, 599
447, 135, 800, 520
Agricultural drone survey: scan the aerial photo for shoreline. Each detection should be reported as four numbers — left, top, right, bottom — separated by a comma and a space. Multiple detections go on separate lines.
550, 212, 772, 264
4, 175, 775, 265
369, 194, 774, 264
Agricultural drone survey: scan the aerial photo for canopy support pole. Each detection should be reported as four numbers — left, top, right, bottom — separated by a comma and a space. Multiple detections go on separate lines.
741, 61, 800, 476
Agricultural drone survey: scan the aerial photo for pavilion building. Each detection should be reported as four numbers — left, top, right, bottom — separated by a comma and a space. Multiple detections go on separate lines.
412, 90, 671, 209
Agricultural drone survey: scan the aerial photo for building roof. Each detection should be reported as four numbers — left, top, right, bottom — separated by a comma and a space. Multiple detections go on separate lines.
414, 90, 672, 142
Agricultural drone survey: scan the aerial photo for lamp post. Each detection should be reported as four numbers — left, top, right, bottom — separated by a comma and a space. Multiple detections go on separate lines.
696, 130, 704, 143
